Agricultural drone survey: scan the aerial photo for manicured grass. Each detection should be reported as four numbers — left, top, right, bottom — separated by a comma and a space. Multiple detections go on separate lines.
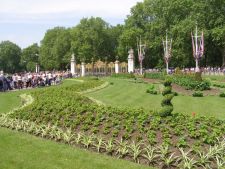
203, 75, 225, 82
0, 127, 152, 169
0, 90, 25, 114
0, 79, 154, 169
87, 77, 225, 119
87, 78, 162, 111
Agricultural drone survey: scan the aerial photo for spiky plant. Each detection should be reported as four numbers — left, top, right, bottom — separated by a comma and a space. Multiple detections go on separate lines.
116, 138, 129, 158
94, 136, 104, 152
157, 144, 170, 158
62, 128, 75, 144
103, 138, 114, 155
161, 153, 178, 168
75, 132, 83, 144
129, 141, 143, 163
82, 134, 94, 148
216, 156, 225, 169
142, 145, 158, 165
196, 150, 212, 168
181, 157, 198, 169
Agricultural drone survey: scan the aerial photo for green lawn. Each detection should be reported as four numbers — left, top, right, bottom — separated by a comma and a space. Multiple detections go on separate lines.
0, 80, 154, 169
0, 90, 25, 114
87, 77, 225, 119
0, 127, 151, 169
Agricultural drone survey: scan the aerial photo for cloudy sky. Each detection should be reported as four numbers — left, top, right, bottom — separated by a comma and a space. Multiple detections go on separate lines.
0, 0, 142, 48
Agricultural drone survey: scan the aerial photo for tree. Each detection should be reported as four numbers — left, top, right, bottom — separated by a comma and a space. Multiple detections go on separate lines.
0, 41, 21, 73
39, 27, 71, 70
21, 43, 39, 72
121, 0, 225, 68
70, 17, 113, 62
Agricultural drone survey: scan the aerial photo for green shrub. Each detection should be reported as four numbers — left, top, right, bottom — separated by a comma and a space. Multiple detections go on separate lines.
161, 94, 174, 106
144, 72, 165, 80
213, 83, 225, 88
163, 79, 172, 86
159, 79, 173, 117
173, 92, 178, 96
111, 73, 135, 79
158, 106, 173, 117
192, 92, 203, 97
162, 86, 172, 96
170, 73, 210, 91
146, 84, 157, 95
219, 92, 225, 97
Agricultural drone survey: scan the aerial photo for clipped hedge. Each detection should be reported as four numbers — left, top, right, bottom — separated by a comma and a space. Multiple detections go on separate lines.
219, 92, 225, 97
192, 91, 203, 97
143, 72, 165, 80
111, 73, 135, 79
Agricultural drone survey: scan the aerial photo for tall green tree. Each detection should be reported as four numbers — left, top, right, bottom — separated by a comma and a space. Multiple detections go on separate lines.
21, 43, 39, 72
71, 17, 113, 62
120, 0, 225, 68
0, 41, 21, 73
40, 27, 71, 70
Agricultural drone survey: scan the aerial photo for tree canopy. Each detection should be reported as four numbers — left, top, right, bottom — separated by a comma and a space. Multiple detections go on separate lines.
21, 43, 39, 72
1, 0, 225, 73
0, 41, 21, 73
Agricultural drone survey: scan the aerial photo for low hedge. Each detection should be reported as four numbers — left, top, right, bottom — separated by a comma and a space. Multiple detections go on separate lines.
192, 91, 203, 97
111, 73, 135, 79
143, 72, 165, 80
219, 92, 225, 97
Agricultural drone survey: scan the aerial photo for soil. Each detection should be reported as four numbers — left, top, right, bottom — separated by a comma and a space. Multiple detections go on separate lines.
143, 78, 221, 96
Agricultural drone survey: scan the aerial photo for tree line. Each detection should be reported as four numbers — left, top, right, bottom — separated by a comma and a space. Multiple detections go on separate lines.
1, 0, 224, 73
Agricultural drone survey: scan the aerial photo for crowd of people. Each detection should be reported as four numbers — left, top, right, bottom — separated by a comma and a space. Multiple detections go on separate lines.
0, 71, 72, 92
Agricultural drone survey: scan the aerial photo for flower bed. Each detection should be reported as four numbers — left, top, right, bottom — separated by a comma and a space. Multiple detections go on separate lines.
5, 78, 225, 168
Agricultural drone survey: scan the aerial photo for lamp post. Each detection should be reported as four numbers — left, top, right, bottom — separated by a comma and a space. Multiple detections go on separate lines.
137, 36, 146, 75
191, 23, 204, 72
35, 53, 40, 73
163, 30, 172, 74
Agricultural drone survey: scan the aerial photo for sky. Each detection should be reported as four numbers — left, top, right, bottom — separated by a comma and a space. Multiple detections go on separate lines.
0, 0, 142, 49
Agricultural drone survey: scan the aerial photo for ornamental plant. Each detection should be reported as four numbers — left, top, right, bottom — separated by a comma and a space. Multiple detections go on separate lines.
159, 79, 174, 117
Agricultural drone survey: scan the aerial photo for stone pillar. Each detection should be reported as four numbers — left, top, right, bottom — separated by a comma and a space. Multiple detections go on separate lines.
81, 62, 86, 77
115, 60, 119, 74
70, 54, 76, 75
128, 49, 134, 73
35, 63, 40, 73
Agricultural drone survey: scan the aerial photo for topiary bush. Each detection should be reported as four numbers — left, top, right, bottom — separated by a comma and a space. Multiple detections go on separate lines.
159, 79, 173, 117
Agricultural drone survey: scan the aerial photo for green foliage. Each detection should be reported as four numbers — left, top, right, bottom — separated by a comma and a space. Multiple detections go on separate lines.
219, 92, 225, 98
1, 77, 225, 168
159, 79, 174, 117
168, 73, 210, 91
70, 17, 121, 62
158, 106, 174, 117
162, 87, 172, 96
213, 83, 225, 88
0, 41, 21, 73
143, 72, 165, 80
40, 27, 71, 70
21, 43, 39, 72
161, 94, 174, 106
146, 84, 157, 95
111, 73, 135, 79
192, 92, 203, 97
122, 0, 225, 67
